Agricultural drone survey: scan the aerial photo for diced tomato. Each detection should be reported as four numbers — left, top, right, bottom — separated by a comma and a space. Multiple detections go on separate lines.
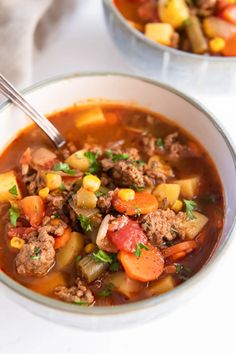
8, 227, 35, 239
219, 4, 236, 24
20, 196, 44, 227
107, 219, 147, 253
217, 0, 234, 12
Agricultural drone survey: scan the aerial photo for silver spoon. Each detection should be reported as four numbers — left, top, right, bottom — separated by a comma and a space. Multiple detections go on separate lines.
0, 73, 66, 148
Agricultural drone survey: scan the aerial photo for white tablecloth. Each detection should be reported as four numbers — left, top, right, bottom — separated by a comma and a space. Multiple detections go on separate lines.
0, 1, 235, 353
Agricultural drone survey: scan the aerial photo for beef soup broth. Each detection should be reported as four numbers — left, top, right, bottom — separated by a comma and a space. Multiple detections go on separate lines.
0, 103, 224, 306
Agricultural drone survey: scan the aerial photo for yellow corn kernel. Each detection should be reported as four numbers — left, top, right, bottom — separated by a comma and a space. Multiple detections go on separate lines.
209, 37, 225, 53
85, 243, 96, 253
145, 23, 174, 46
171, 200, 183, 213
82, 174, 101, 192
39, 187, 50, 199
46, 173, 62, 191
10, 237, 25, 250
118, 188, 135, 202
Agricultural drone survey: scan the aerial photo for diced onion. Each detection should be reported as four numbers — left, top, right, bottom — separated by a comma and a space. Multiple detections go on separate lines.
96, 214, 117, 253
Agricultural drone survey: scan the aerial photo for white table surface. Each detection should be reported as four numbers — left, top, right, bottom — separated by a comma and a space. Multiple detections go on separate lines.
1, 1, 236, 353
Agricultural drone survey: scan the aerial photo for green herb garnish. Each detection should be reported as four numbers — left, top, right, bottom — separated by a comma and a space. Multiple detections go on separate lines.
9, 207, 20, 227
93, 250, 113, 264
184, 199, 197, 220
31, 246, 42, 260
97, 283, 114, 297
78, 215, 92, 232
156, 137, 165, 150
76, 255, 82, 262
134, 205, 141, 217
53, 162, 76, 175
130, 185, 144, 192
9, 185, 18, 196
74, 300, 88, 306
135, 243, 150, 258
105, 150, 129, 162
175, 263, 192, 281
59, 183, 66, 191
84, 151, 100, 173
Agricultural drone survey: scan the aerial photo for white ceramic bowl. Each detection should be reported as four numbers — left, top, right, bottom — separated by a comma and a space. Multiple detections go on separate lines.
0, 73, 235, 330
103, 0, 236, 95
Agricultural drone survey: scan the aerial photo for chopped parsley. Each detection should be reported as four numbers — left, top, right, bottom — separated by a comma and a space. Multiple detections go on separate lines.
134, 205, 141, 217
74, 300, 88, 306
78, 215, 92, 232
8, 185, 18, 196
9, 207, 20, 227
109, 254, 120, 272
31, 246, 42, 260
130, 185, 144, 192
59, 183, 66, 191
105, 150, 129, 162
76, 255, 82, 263
135, 243, 150, 258
93, 250, 113, 264
84, 151, 100, 173
97, 283, 114, 297
135, 160, 145, 166
175, 263, 192, 281
53, 162, 76, 175
156, 137, 165, 150
184, 199, 198, 220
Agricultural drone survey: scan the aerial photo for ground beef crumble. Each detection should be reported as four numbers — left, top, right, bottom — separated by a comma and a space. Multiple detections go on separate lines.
15, 227, 55, 277
54, 277, 94, 305
140, 209, 187, 247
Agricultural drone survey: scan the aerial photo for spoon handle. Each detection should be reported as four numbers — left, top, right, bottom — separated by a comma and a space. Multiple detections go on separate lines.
0, 74, 66, 148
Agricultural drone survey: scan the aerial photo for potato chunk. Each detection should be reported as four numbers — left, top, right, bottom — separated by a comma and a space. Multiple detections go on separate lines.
75, 107, 105, 128
153, 183, 180, 206
145, 23, 174, 46
56, 232, 84, 268
148, 275, 175, 296
180, 211, 208, 240
175, 176, 200, 199
66, 149, 90, 172
108, 272, 144, 299
0, 171, 22, 201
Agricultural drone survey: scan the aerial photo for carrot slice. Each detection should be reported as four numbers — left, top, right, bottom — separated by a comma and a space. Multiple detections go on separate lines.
162, 240, 197, 259
20, 196, 44, 227
119, 244, 164, 282
223, 33, 236, 56
54, 227, 72, 250
112, 191, 158, 216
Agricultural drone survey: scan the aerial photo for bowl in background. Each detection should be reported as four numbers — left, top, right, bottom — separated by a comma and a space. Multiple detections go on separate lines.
0, 73, 235, 330
103, 0, 236, 95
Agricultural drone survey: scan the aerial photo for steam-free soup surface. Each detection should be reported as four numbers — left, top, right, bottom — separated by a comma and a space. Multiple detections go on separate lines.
0, 103, 224, 306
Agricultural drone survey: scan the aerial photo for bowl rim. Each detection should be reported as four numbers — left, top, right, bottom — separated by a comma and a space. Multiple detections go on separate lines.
0, 71, 236, 317
103, 0, 236, 63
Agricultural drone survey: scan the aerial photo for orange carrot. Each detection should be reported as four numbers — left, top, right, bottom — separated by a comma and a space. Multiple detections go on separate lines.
162, 241, 197, 259
223, 33, 236, 56
119, 245, 164, 282
112, 191, 158, 216
20, 196, 44, 227
54, 227, 72, 250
